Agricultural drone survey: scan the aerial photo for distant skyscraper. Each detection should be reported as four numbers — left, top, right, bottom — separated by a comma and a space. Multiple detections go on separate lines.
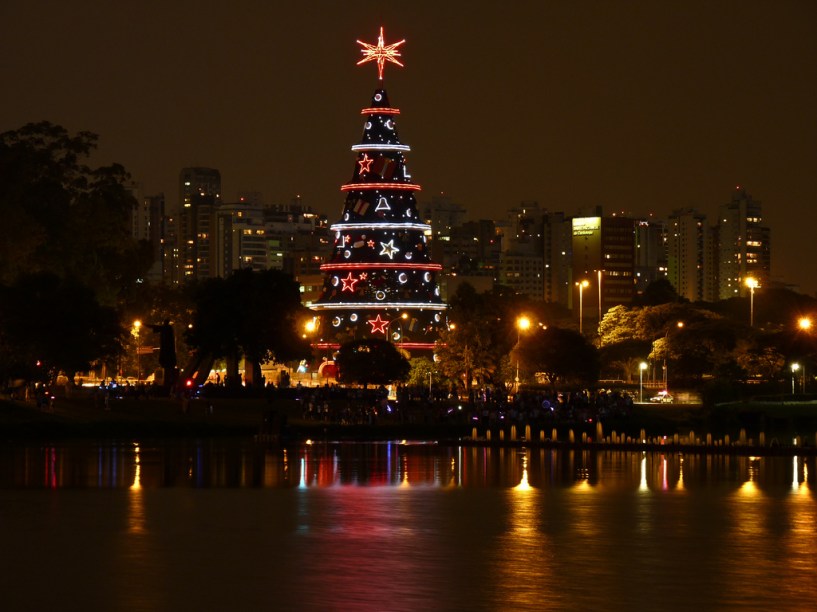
137, 193, 165, 283
500, 202, 545, 300
667, 208, 717, 302
572, 215, 635, 319
178, 167, 221, 282
633, 219, 667, 296
717, 187, 771, 299
215, 200, 267, 277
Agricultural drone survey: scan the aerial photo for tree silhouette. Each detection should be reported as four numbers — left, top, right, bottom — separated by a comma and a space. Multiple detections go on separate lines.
0, 272, 120, 382
335, 338, 410, 388
518, 326, 600, 388
186, 269, 311, 387
0, 122, 150, 304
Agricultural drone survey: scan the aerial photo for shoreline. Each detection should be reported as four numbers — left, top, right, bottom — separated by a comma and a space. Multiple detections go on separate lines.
2, 394, 817, 456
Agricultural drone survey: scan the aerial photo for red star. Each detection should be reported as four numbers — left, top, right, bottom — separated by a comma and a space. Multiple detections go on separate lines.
367, 240, 376, 248
359, 272, 368, 280
341, 272, 359, 292
358, 154, 373, 174
368, 314, 389, 334
344, 234, 351, 244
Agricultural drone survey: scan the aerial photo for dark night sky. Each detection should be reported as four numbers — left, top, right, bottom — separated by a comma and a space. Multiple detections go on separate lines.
2, 1, 816, 293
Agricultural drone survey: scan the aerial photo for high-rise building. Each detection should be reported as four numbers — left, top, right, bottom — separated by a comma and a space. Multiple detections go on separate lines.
178, 167, 221, 282
667, 209, 718, 302
572, 215, 636, 321
215, 199, 267, 277
541, 211, 572, 305
717, 187, 771, 298
633, 219, 667, 296
135, 193, 165, 283
499, 202, 546, 300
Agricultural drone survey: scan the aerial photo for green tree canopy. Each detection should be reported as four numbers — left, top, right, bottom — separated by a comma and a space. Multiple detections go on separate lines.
336, 339, 410, 387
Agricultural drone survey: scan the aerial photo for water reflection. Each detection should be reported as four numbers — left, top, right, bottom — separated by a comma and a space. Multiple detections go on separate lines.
2, 442, 817, 610
1, 442, 816, 492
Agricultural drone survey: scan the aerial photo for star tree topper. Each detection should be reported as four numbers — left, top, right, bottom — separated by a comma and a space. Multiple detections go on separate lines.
357, 27, 405, 80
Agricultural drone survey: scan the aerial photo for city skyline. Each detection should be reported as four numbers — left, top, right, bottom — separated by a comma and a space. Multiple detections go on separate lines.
2, 1, 815, 293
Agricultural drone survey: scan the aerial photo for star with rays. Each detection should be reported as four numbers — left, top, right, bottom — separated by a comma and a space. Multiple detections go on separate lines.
357, 27, 405, 80
367, 314, 389, 334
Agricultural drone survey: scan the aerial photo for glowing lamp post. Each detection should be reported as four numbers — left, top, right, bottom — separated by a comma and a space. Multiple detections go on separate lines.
663, 321, 684, 392
745, 277, 759, 327
639, 361, 648, 403
303, 318, 316, 339
387, 313, 408, 343
132, 320, 142, 381
597, 270, 603, 324
515, 315, 531, 390
791, 363, 800, 396
799, 317, 812, 393
576, 280, 589, 335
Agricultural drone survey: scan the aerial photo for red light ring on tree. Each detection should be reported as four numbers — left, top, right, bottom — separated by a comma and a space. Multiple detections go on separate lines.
360, 107, 400, 115
310, 302, 447, 310
311, 342, 438, 350
320, 262, 442, 271
341, 183, 421, 191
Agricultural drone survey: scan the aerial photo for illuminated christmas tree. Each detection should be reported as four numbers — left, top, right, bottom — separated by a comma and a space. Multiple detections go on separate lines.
310, 27, 446, 356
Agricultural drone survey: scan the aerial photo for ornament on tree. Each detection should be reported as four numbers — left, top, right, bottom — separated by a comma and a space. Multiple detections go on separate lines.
368, 314, 389, 334
358, 154, 373, 174
341, 273, 360, 292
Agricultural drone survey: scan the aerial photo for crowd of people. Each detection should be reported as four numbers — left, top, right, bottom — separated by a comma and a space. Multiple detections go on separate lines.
293, 382, 636, 430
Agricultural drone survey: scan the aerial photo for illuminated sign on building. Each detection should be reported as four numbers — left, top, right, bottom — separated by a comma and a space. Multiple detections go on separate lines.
572, 217, 601, 237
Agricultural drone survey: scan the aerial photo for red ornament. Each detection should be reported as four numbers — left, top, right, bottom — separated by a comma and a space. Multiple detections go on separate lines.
341, 272, 359, 292
358, 154, 373, 174
368, 314, 389, 334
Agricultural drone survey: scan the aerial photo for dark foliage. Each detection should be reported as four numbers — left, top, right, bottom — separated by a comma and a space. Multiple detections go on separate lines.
0, 122, 151, 305
0, 273, 121, 381
186, 269, 311, 386
336, 338, 410, 387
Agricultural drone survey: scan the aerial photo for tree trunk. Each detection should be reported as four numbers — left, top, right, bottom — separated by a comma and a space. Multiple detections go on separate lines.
225, 352, 241, 388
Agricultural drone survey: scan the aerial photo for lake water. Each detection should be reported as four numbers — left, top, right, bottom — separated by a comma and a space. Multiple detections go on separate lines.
0, 440, 815, 611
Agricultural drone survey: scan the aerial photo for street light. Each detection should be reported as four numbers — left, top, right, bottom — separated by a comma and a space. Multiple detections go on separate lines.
662, 321, 684, 392
576, 280, 589, 334
745, 277, 759, 327
639, 361, 648, 403
515, 315, 531, 390
303, 318, 317, 339
387, 313, 408, 343
597, 269, 603, 325
791, 363, 800, 396
132, 320, 142, 381
798, 317, 812, 393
